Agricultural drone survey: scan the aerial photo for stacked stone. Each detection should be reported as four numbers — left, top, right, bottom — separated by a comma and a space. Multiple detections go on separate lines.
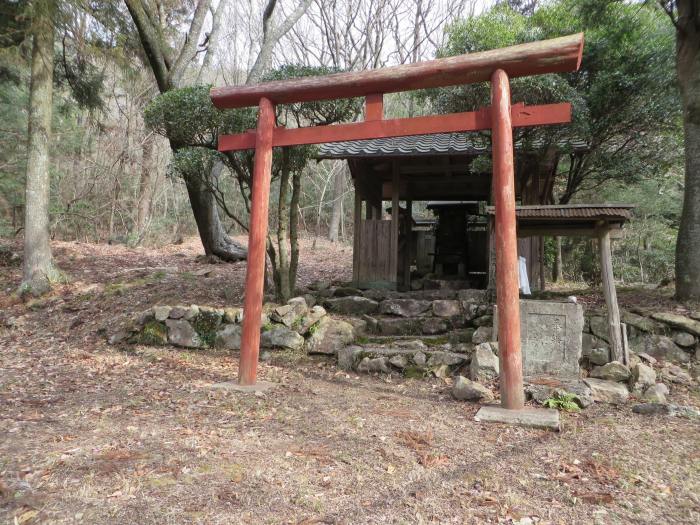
321, 288, 493, 344
109, 297, 354, 354
583, 310, 700, 366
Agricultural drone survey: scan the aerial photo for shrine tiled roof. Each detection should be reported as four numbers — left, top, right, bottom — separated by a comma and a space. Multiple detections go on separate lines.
318, 133, 588, 158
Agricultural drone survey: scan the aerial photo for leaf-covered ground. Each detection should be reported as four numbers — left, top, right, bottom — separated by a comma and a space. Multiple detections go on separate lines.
1, 238, 699, 524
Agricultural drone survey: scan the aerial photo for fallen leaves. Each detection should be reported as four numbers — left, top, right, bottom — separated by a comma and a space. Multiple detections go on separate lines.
395, 429, 450, 469
417, 452, 449, 468
395, 429, 433, 451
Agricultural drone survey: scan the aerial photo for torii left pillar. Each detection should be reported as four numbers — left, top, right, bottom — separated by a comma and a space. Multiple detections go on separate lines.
238, 97, 275, 386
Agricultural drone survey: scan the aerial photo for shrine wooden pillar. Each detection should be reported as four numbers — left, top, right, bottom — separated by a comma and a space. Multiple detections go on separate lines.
491, 69, 525, 410
238, 97, 275, 386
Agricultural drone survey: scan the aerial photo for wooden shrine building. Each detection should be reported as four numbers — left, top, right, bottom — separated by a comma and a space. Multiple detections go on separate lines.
319, 133, 632, 292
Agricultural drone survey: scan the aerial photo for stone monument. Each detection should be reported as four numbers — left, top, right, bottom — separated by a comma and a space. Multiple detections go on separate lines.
494, 300, 583, 379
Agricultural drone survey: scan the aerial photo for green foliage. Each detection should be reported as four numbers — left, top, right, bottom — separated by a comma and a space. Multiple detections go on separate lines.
134, 321, 168, 346
264, 65, 362, 126
145, 85, 257, 149
435, 0, 679, 199
543, 391, 581, 412
192, 310, 222, 347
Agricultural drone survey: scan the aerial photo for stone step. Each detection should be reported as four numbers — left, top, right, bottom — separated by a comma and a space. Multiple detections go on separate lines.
364, 314, 490, 338
361, 334, 454, 344
337, 344, 472, 378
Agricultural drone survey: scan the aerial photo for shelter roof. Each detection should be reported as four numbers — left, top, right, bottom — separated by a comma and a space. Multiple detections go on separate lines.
484, 204, 635, 237
485, 204, 634, 221
318, 133, 588, 159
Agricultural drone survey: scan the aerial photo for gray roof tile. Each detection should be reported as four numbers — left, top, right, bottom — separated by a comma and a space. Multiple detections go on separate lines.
318, 133, 587, 158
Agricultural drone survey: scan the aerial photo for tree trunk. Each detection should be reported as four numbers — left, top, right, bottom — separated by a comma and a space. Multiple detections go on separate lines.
21, 0, 62, 296
328, 164, 345, 242
184, 167, 247, 262
290, 168, 301, 289
675, 2, 700, 301
276, 150, 292, 301
553, 235, 563, 282
125, 0, 246, 262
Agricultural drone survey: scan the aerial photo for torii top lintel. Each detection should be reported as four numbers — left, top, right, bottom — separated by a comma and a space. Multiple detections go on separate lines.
210, 33, 583, 109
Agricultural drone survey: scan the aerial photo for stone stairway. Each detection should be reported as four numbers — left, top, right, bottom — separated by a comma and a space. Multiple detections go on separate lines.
317, 291, 495, 342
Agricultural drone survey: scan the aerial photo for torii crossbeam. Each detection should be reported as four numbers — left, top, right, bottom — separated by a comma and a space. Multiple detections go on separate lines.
210, 33, 584, 410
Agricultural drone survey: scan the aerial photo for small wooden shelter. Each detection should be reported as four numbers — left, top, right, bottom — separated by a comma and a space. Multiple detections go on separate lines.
318, 133, 596, 290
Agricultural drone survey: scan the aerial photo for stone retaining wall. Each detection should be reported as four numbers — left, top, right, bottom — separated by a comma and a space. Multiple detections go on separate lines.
108, 297, 355, 355
583, 309, 699, 366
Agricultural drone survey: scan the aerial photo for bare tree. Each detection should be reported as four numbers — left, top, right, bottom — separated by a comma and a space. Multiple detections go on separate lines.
21, 0, 63, 295
279, 0, 470, 242
124, 0, 250, 261
247, 0, 314, 83
196, 0, 230, 84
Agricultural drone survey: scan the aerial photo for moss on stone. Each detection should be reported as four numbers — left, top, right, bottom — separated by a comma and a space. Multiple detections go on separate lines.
403, 366, 427, 379
423, 336, 450, 347
133, 320, 168, 346
192, 310, 222, 347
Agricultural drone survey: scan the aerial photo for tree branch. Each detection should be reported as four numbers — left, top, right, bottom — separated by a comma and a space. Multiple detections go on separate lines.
170, 0, 212, 87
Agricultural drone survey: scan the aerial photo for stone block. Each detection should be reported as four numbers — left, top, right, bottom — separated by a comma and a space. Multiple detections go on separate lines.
377, 317, 422, 335
470, 343, 499, 381
632, 334, 690, 364
583, 378, 629, 404
261, 326, 304, 351
432, 300, 461, 317
471, 325, 492, 345
324, 296, 379, 315
422, 317, 449, 335
379, 299, 431, 317
452, 376, 494, 402
673, 331, 697, 348
165, 319, 201, 348
496, 300, 583, 379
304, 317, 354, 355
590, 361, 631, 382
215, 324, 241, 349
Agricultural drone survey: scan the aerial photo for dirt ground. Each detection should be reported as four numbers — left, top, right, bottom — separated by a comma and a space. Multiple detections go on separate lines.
1, 237, 699, 524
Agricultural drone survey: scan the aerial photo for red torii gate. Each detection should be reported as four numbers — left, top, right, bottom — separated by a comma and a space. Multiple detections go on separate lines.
210, 33, 584, 411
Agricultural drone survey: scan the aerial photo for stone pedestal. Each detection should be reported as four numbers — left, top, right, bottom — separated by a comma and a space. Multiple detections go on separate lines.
474, 405, 560, 431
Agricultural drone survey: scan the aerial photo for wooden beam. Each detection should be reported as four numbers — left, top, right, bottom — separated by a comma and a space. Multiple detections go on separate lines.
218, 103, 572, 152
598, 228, 624, 362
404, 200, 413, 289
517, 224, 624, 238
238, 97, 275, 386
353, 190, 362, 285
211, 34, 584, 108
491, 69, 525, 411
398, 163, 473, 175
390, 163, 400, 283
365, 93, 384, 121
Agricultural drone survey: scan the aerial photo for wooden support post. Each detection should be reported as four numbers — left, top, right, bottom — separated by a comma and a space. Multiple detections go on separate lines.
598, 227, 623, 362
404, 200, 413, 289
365, 93, 384, 121
353, 190, 362, 285
491, 69, 525, 410
390, 163, 400, 283
238, 97, 275, 386
539, 236, 546, 291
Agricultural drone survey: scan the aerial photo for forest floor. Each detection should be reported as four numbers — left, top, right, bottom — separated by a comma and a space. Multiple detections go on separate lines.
1, 237, 699, 524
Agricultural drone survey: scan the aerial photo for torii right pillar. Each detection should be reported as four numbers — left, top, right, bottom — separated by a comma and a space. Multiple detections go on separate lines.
491, 69, 525, 410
